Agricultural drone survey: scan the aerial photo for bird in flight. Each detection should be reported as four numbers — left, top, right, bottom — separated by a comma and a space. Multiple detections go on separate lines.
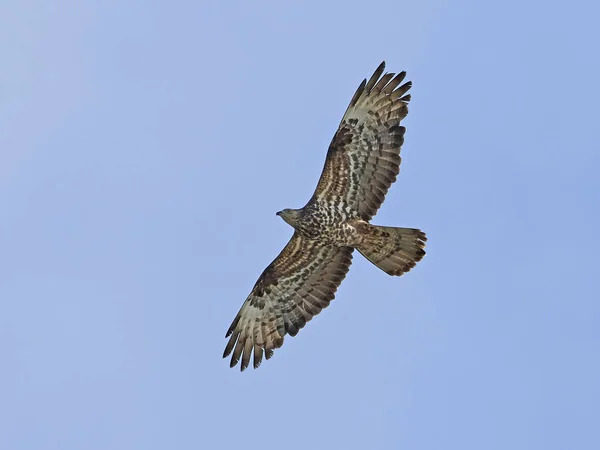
224, 62, 426, 371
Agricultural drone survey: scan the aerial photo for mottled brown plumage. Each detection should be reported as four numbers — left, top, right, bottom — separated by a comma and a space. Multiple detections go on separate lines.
224, 62, 426, 371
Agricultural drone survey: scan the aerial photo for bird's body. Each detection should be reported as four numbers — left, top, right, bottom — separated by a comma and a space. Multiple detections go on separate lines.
223, 62, 427, 371
277, 206, 362, 246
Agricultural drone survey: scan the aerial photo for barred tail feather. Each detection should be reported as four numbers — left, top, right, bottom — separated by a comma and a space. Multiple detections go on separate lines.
357, 225, 426, 276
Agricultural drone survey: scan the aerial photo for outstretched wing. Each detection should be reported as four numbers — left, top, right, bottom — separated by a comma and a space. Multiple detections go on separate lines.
223, 233, 354, 371
310, 61, 412, 221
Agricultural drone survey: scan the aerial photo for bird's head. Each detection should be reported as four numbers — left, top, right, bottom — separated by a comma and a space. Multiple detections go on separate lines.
276, 208, 301, 227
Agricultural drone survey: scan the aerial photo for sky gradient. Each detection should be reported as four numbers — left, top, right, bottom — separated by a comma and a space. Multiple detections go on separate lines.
2, 1, 599, 449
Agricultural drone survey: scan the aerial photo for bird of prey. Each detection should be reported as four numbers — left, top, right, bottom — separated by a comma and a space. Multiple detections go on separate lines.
223, 62, 426, 371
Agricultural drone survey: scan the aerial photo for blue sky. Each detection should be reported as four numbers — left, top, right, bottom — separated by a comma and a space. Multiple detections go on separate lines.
1, 1, 598, 449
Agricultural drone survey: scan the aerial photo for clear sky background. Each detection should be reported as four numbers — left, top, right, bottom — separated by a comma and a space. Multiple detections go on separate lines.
1, 1, 598, 449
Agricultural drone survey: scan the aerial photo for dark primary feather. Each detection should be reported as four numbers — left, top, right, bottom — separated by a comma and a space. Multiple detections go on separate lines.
223, 233, 354, 370
310, 61, 412, 221
364, 61, 386, 92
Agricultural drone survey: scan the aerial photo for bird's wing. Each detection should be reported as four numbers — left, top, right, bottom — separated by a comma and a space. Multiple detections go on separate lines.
224, 233, 354, 370
310, 61, 412, 221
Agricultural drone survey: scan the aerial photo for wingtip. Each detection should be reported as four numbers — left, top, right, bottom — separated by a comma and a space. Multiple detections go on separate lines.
365, 62, 387, 93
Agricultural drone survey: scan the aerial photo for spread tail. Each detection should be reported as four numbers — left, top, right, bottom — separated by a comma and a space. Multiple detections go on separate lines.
357, 225, 426, 276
